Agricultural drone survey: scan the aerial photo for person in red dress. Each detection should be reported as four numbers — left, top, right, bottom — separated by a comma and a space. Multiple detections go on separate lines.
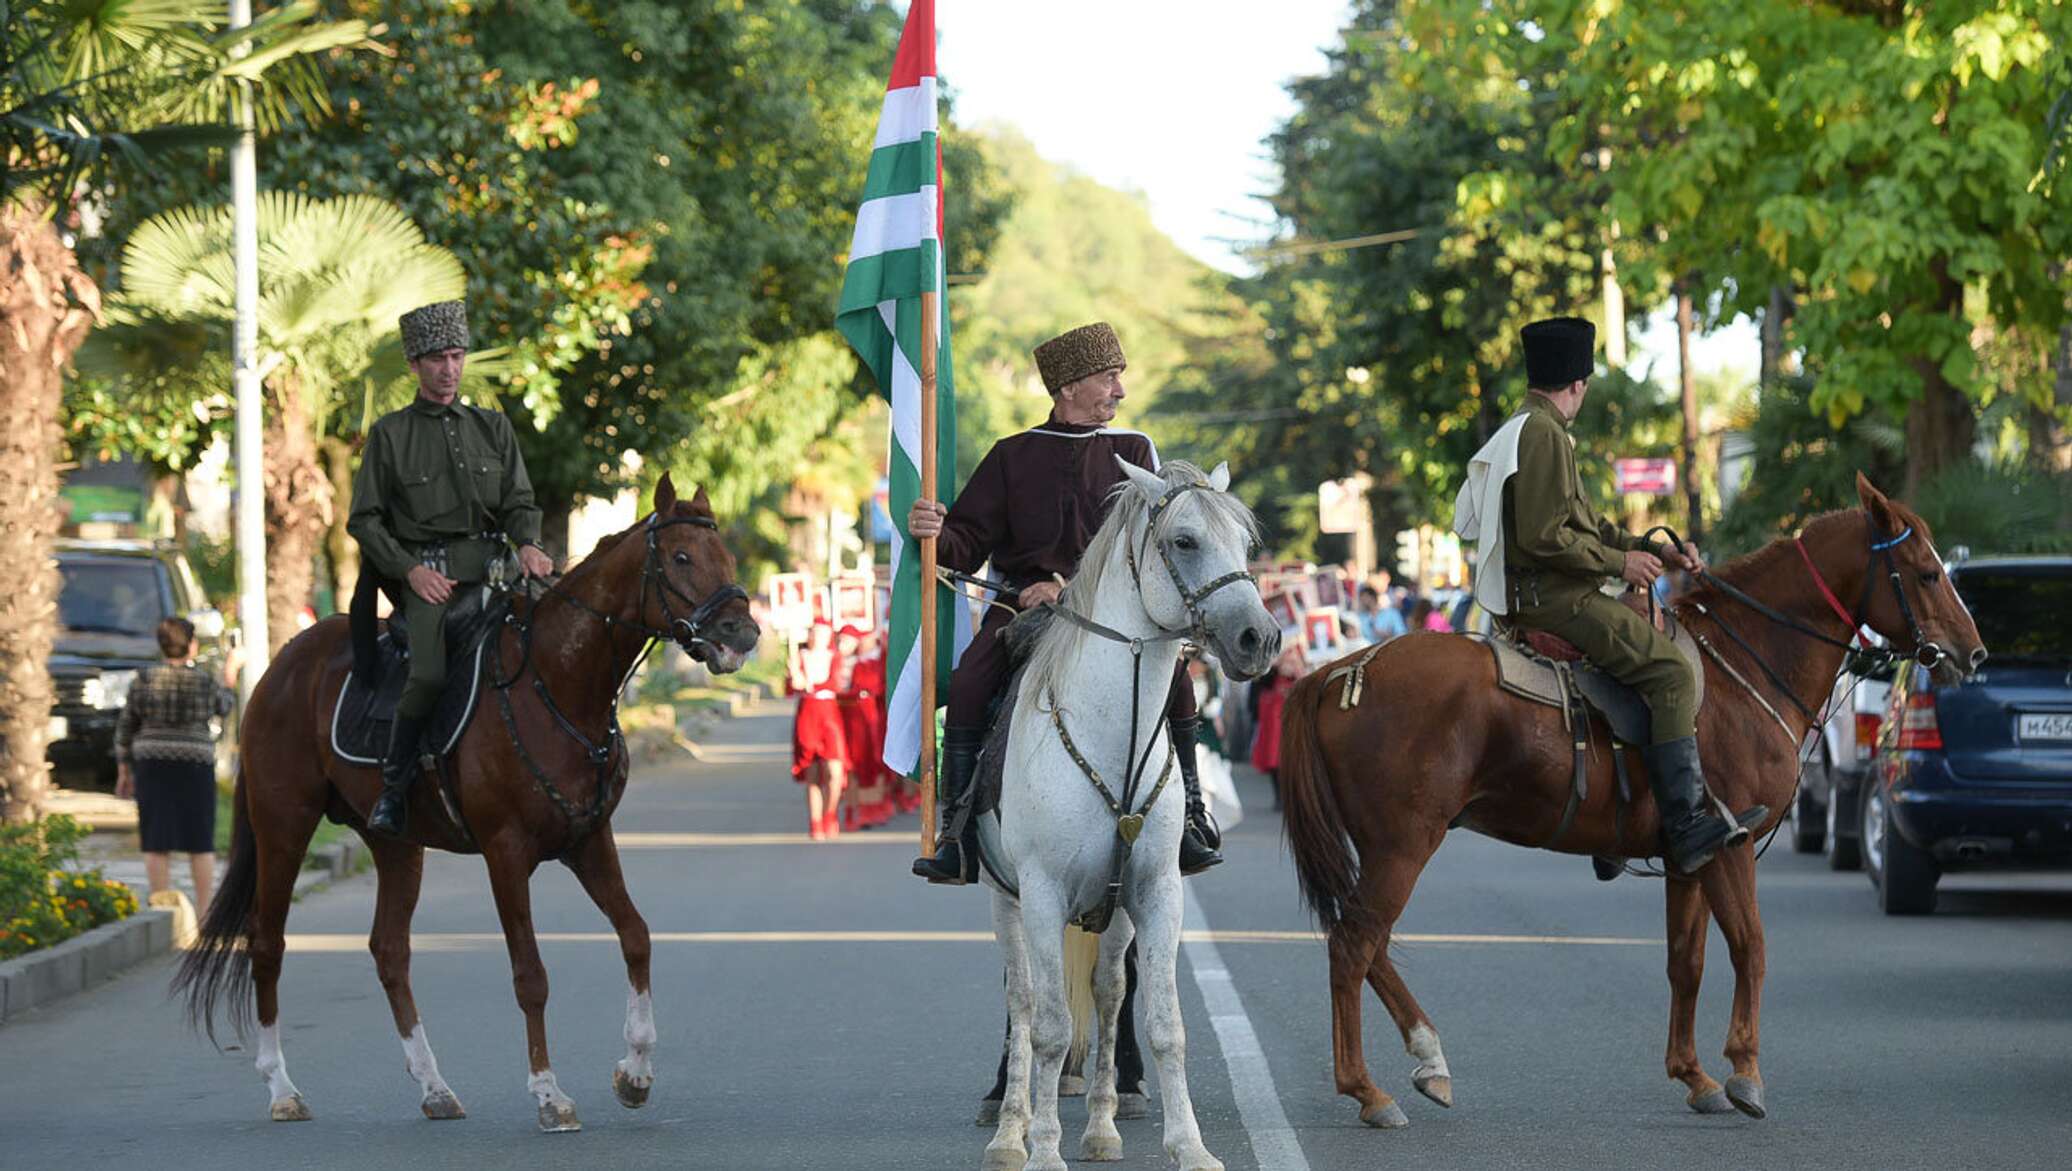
834, 626, 890, 831
1249, 644, 1308, 810
848, 627, 896, 827
789, 621, 849, 840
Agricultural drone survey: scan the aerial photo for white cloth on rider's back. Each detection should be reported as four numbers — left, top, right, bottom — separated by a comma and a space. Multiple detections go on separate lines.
1452, 412, 1531, 618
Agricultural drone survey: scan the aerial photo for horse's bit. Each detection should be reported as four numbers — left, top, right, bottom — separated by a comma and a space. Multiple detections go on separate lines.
491, 513, 749, 839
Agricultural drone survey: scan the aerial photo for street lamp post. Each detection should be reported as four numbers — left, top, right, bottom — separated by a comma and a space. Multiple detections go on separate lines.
230, 0, 268, 699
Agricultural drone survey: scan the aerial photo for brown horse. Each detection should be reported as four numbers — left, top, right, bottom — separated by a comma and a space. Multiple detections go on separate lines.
1277, 474, 1985, 1128
174, 474, 759, 1132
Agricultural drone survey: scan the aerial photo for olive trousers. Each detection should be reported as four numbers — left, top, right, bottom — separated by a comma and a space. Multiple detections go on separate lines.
1516, 590, 1698, 744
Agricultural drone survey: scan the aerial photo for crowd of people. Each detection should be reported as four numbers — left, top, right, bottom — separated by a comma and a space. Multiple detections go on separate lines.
787, 621, 919, 840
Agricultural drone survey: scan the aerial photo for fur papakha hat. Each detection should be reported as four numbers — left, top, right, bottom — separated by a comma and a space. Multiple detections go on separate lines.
1033, 322, 1127, 394
399, 300, 470, 361
1521, 316, 1595, 388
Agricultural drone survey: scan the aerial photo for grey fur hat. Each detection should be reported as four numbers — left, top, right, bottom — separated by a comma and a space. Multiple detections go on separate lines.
399, 300, 470, 361
1033, 322, 1127, 394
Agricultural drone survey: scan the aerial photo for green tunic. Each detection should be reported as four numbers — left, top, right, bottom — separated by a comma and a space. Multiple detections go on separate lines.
1500, 393, 1697, 744
347, 396, 543, 716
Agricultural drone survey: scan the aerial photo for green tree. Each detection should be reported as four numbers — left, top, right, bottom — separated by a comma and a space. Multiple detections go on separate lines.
82, 194, 466, 652
1, 0, 369, 821
1469, 0, 2072, 493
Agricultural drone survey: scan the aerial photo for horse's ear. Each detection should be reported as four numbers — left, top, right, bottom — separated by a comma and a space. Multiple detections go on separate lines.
1116, 455, 1165, 499
1855, 470, 1899, 528
654, 472, 678, 515
690, 484, 712, 515
1207, 462, 1231, 492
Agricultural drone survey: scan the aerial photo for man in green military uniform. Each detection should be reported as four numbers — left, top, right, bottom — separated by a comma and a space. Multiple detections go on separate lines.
347, 299, 554, 835
1500, 317, 1766, 874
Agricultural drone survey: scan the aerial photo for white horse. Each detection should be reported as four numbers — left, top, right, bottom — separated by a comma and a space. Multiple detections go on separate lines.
977, 459, 1279, 1171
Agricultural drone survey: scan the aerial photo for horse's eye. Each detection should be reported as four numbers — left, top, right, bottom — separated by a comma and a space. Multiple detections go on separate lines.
673, 551, 691, 566
1922, 570, 1940, 585
1174, 535, 1197, 552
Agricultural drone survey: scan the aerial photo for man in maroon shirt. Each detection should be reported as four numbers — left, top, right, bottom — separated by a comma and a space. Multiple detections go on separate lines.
907, 322, 1221, 885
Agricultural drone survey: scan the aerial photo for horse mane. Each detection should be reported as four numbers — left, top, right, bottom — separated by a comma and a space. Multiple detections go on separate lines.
1023, 460, 1259, 716
1681, 507, 1863, 609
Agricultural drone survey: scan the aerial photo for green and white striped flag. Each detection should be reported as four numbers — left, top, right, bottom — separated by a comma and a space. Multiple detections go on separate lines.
837, 0, 966, 778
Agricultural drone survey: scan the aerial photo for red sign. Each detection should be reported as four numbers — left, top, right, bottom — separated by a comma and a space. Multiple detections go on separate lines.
1614, 458, 1677, 495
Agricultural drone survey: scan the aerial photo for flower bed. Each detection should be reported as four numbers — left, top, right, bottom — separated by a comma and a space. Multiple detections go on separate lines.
0, 814, 139, 961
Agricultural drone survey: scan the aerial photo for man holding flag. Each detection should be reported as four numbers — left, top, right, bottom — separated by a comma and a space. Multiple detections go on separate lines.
834, 0, 1219, 887
905, 324, 1224, 883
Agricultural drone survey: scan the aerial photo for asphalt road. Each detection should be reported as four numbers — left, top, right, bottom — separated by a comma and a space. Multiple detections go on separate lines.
4, 694, 2069, 1171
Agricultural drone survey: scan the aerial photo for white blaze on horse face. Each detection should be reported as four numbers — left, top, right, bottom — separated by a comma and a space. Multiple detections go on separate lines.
621, 987, 656, 1088
255, 1022, 302, 1105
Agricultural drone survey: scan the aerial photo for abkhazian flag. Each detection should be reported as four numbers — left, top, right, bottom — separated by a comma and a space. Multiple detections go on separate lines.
836, 0, 970, 778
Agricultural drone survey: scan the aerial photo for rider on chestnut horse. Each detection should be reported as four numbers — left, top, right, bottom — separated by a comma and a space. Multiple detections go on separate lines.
1461, 316, 1767, 874
346, 299, 557, 836
906, 321, 1222, 884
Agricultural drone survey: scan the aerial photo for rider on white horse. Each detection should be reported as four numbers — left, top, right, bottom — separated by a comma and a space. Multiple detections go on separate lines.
980, 458, 1279, 1171
907, 322, 1222, 884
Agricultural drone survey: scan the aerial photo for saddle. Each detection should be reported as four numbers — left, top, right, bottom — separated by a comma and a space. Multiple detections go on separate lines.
1481, 599, 1705, 747
329, 586, 508, 767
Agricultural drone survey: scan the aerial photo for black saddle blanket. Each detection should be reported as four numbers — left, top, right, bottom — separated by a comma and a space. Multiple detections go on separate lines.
330, 589, 507, 766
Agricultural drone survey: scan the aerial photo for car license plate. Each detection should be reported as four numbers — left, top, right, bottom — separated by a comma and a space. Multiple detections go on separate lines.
2017, 713, 2072, 742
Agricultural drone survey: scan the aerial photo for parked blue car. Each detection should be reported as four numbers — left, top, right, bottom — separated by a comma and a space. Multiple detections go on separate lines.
1863, 556, 2072, 914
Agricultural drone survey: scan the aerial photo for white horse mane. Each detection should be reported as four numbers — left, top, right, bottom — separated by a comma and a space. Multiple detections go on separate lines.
1025, 460, 1259, 715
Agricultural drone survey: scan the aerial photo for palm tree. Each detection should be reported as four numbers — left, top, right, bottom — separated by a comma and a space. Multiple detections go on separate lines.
87, 193, 471, 653
1, 2, 370, 821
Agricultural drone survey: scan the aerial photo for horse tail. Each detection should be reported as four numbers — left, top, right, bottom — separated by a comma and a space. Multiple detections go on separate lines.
1063, 925, 1099, 1072
1279, 666, 1367, 934
172, 765, 257, 1045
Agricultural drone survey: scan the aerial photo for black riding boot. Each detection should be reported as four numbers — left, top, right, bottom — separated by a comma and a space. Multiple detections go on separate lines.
367, 712, 429, 837
1168, 715, 1223, 875
912, 726, 986, 885
1642, 736, 1769, 874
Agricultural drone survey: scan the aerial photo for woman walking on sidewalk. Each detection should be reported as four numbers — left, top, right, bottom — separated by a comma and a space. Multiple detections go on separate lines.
788, 621, 849, 840
115, 616, 236, 912
836, 626, 893, 829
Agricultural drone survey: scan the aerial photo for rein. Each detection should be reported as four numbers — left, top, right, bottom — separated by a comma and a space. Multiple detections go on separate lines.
490, 513, 748, 840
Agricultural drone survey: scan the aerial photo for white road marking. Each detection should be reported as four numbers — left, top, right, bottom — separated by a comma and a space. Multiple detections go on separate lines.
1183, 885, 1311, 1171
284, 928, 1655, 952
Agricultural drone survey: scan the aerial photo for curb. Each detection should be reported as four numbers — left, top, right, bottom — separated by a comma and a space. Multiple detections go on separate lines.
0, 909, 174, 1025
0, 839, 366, 1027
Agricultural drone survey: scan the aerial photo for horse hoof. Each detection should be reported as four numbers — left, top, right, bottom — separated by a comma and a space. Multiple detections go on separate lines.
976, 1098, 1001, 1127
613, 1067, 651, 1109
1080, 1132, 1123, 1161
1115, 1092, 1149, 1120
1725, 1075, 1766, 1119
1688, 1087, 1735, 1115
980, 1147, 1028, 1171
1170, 1147, 1224, 1171
270, 1093, 313, 1122
421, 1089, 466, 1120
1058, 1073, 1086, 1098
537, 1100, 582, 1133
1414, 1073, 1453, 1108
1360, 1100, 1409, 1129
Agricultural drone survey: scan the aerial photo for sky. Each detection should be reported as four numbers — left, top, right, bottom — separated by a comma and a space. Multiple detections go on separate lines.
937, 0, 1757, 383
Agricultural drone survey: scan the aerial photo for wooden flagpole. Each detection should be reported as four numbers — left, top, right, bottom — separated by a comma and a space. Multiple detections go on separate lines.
917, 288, 940, 855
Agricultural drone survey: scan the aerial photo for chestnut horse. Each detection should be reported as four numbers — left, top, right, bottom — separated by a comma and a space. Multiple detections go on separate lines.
1278, 474, 1984, 1128
174, 475, 760, 1132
